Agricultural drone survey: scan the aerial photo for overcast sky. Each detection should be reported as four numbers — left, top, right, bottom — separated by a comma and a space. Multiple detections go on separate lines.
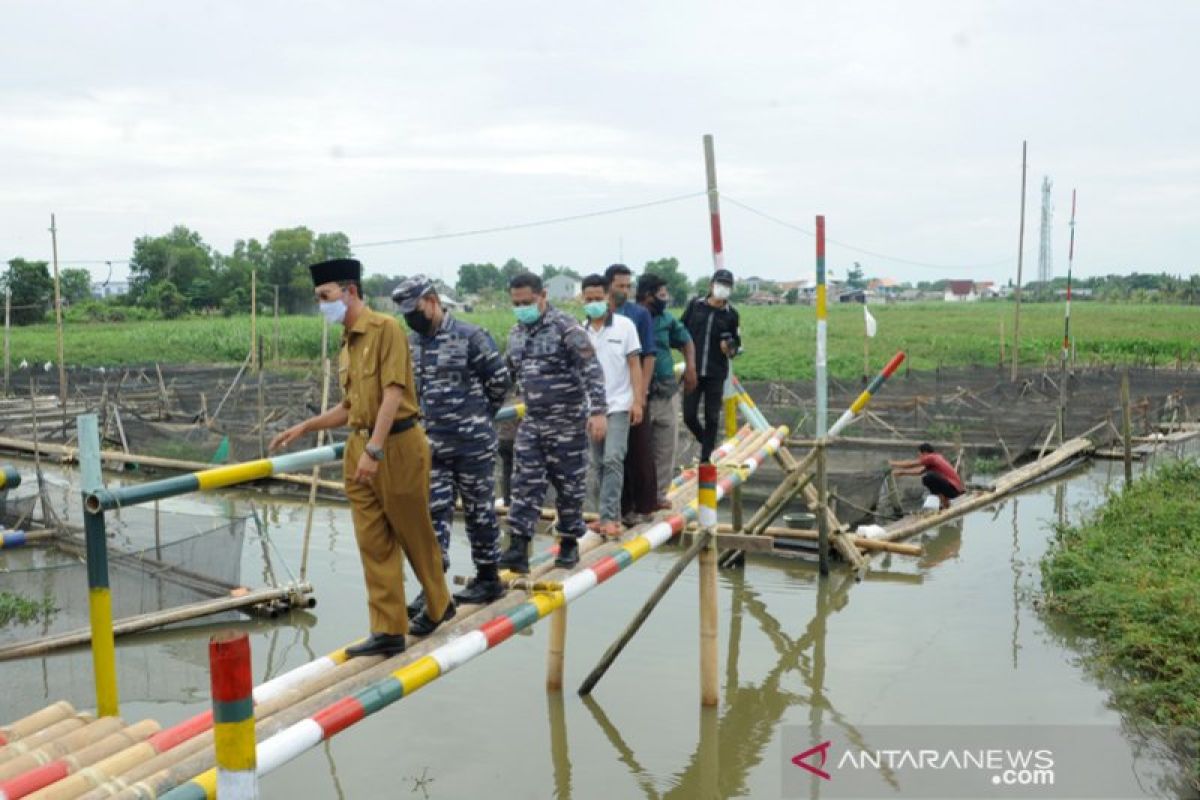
3, 1, 1197, 287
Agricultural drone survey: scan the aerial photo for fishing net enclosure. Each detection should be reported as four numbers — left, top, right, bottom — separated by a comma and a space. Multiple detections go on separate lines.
0, 488, 39, 529
0, 507, 247, 647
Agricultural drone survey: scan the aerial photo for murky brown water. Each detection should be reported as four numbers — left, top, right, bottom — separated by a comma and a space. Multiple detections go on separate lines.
1, 445, 1195, 798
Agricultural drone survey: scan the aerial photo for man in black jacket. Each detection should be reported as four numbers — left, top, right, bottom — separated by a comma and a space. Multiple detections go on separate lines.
681, 269, 741, 463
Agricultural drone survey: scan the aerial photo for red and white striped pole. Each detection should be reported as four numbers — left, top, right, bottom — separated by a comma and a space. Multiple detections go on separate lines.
703, 134, 724, 270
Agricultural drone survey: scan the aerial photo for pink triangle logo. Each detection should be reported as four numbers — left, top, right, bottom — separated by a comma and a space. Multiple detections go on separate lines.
792, 740, 832, 781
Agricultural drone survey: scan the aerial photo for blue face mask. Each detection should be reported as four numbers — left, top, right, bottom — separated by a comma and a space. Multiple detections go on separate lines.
319, 299, 347, 325
583, 301, 608, 320
514, 304, 542, 325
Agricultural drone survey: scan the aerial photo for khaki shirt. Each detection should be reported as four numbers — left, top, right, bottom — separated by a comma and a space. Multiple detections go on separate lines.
339, 308, 420, 430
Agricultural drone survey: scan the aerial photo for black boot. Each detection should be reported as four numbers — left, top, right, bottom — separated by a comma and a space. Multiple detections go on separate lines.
498, 535, 531, 574
345, 633, 407, 658
453, 564, 505, 605
409, 599, 456, 637
406, 590, 425, 618
554, 537, 580, 569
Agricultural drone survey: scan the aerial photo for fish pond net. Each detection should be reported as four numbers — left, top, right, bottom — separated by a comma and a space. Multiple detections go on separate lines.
0, 506, 248, 648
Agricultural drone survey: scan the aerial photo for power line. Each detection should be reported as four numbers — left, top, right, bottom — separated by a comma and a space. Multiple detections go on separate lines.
722, 195, 1013, 272
352, 191, 706, 249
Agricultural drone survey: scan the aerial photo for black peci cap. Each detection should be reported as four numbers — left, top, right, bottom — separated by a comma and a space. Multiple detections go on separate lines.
309, 258, 362, 287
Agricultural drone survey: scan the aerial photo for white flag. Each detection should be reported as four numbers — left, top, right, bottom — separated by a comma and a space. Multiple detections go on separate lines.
863, 305, 878, 338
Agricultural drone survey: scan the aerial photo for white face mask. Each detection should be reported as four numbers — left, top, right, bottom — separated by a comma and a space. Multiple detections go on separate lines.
712, 284, 732, 301
319, 298, 347, 325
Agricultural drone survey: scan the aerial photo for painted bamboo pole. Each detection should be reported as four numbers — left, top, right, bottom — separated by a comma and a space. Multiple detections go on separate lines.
723, 377, 743, 531
77, 414, 118, 718
209, 633, 258, 799
1063, 189, 1077, 367
0, 529, 53, 550
84, 444, 345, 513
249, 271, 257, 374
703, 134, 724, 271
545, 607, 567, 692
1010, 141, 1028, 382
815, 215, 828, 435
826, 351, 907, 438
0, 466, 20, 491
158, 428, 790, 800
697, 463, 719, 707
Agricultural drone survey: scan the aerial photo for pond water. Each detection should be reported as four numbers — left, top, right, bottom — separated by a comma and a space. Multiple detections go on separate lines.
1, 446, 1194, 798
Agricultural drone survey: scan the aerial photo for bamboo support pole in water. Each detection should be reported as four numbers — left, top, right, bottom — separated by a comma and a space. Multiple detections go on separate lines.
77, 414, 119, 718
816, 440, 830, 575
546, 606, 567, 693
698, 463, 719, 707
299, 318, 331, 583
1010, 140, 1028, 382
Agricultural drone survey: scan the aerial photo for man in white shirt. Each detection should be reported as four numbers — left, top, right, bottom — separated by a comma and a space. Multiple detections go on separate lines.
580, 273, 642, 537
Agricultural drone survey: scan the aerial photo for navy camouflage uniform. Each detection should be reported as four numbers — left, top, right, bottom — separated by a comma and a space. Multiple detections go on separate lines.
410, 312, 510, 569
506, 305, 607, 543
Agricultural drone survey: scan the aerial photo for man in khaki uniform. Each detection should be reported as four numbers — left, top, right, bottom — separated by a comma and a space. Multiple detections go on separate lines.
271, 258, 453, 657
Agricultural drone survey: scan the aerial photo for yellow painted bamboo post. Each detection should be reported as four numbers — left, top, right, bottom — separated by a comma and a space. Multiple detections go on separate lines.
78, 414, 118, 716
698, 463, 719, 707
210, 632, 258, 799
546, 605, 567, 692
724, 389, 742, 532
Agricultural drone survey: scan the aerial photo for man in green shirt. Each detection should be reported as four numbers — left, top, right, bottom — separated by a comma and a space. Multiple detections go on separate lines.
637, 273, 697, 508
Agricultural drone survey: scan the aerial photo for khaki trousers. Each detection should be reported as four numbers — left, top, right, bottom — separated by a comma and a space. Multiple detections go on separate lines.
343, 425, 451, 636
650, 391, 680, 504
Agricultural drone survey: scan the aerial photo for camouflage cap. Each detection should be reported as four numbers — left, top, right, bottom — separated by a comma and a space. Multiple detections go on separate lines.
391, 274, 436, 313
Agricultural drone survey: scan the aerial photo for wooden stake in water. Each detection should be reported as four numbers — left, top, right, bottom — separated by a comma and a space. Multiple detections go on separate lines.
1121, 370, 1133, 485
1010, 141, 1028, 382
1063, 189, 1077, 371
299, 317, 331, 583
546, 605, 567, 692
250, 269, 258, 373
816, 439, 830, 576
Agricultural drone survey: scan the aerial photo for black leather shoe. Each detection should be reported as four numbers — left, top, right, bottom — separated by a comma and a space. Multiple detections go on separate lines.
453, 578, 505, 606
498, 536, 531, 574
345, 633, 407, 658
409, 600, 456, 637
406, 591, 425, 618
554, 538, 580, 569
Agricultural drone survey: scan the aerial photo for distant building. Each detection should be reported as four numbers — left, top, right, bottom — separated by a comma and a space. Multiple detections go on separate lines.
746, 291, 784, 306
943, 280, 979, 303
742, 275, 765, 294
545, 274, 581, 301
91, 281, 129, 299
839, 289, 869, 304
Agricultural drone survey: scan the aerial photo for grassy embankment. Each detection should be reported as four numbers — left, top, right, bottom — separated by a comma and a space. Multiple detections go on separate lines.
1041, 460, 1200, 737
6, 302, 1200, 381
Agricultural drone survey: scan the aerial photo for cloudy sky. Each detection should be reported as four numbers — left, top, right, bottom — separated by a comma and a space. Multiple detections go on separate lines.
3, 1, 1197, 287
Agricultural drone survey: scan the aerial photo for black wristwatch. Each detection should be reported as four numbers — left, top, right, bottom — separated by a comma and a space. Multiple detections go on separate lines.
365, 443, 385, 462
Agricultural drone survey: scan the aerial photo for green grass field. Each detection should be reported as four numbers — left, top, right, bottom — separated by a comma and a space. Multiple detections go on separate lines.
1041, 460, 1200, 739
6, 302, 1199, 380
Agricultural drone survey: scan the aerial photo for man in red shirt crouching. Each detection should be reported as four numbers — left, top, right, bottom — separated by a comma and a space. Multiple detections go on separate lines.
890, 443, 965, 510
